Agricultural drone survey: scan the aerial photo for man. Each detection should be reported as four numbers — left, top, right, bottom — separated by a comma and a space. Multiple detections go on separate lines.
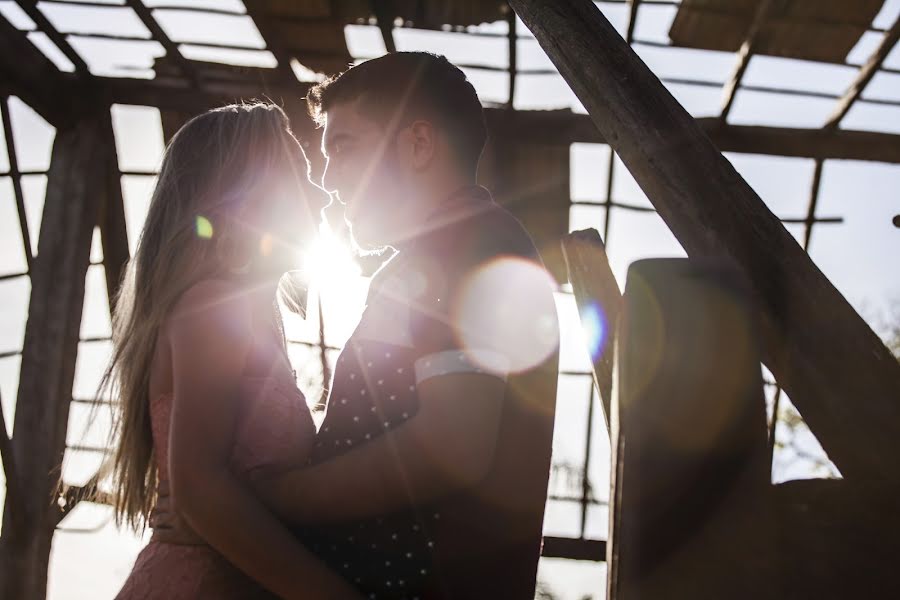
159, 52, 560, 599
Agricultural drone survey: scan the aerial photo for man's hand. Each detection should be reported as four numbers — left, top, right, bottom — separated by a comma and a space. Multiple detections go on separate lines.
255, 371, 505, 525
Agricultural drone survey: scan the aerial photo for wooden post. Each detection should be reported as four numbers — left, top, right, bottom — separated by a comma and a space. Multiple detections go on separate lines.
509, 0, 900, 482
0, 113, 108, 600
561, 229, 623, 430
609, 258, 774, 599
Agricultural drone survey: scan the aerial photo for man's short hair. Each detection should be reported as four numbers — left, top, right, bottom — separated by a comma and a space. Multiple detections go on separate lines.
307, 52, 487, 173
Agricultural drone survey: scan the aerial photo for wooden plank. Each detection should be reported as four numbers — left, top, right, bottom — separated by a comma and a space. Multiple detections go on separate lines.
825, 16, 900, 129
609, 258, 774, 600
0, 113, 107, 600
510, 0, 900, 482
561, 229, 622, 431
773, 478, 900, 599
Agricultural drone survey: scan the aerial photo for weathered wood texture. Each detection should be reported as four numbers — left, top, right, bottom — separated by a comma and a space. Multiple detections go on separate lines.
773, 478, 900, 599
510, 0, 900, 482
0, 114, 108, 600
561, 229, 623, 429
609, 258, 774, 599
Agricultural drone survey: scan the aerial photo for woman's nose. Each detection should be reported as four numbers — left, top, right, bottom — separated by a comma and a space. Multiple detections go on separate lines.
321, 160, 338, 197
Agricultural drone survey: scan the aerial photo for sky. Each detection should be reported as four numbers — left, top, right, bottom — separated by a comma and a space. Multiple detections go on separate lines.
1, 1, 899, 598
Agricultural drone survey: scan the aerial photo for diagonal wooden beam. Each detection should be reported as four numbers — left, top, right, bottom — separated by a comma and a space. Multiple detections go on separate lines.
125, 0, 200, 86
0, 112, 108, 600
510, 0, 900, 483
243, 0, 313, 84
1, 96, 34, 272
824, 16, 900, 129
0, 391, 23, 524
720, 0, 777, 120
14, 0, 89, 76
0, 16, 80, 127
372, 0, 397, 53
98, 109, 130, 311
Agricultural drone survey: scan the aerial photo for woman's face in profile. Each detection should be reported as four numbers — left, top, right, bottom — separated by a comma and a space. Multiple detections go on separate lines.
249, 144, 329, 275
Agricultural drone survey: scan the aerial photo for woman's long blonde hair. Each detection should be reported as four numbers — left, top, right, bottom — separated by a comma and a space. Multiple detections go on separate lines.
100, 102, 313, 529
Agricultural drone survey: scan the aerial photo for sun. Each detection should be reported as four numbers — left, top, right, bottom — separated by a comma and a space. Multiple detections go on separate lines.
283, 223, 368, 347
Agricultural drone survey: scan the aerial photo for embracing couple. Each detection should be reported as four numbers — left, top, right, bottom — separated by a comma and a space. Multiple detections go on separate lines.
109, 52, 559, 599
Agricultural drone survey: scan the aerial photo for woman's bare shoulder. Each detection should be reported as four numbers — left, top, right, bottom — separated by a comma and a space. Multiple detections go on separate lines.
165, 279, 255, 362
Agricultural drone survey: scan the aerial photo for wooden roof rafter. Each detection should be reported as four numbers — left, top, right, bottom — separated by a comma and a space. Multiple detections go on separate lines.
0, 15, 83, 127
824, 15, 900, 129
125, 0, 200, 87
242, 0, 308, 85
14, 0, 89, 77
719, 0, 777, 120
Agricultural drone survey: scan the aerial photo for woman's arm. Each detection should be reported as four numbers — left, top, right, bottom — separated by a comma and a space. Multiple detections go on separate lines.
254, 372, 505, 525
166, 282, 359, 600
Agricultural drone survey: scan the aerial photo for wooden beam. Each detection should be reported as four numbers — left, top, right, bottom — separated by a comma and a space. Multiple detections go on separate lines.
802, 159, 824, 251
372, 0, 398, 53
507, 6, 517, 108
625, 0, 640, 44
540, 536, 606, 561
510, 0, 900, 482
0, 391, 23, 524
720, 0, 776, 119
486, 109, 900, 164
14, 0, 89, 76
125, 0, 200, 87
98, 110, 130, 311
0, 17, 81, 127
83, 75, 900, 164
243, 0, 309, 84
1, 97, 34, 272
561, 229, 622, 430
824, 16, 900, 129
774, 478, 900, 599
0, 113, 107, 600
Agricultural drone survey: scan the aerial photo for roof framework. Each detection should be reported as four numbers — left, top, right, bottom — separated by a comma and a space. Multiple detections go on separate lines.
0, 0, 899, 596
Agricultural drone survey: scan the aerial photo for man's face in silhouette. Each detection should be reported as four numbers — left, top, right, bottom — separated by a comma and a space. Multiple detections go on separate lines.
320, 99, 416, 249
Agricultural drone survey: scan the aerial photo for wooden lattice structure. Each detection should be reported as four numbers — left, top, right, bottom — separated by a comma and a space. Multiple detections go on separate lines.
1, 0, 899, 598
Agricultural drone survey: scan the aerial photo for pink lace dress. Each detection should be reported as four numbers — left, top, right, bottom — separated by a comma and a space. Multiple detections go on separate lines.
115, 374, 316, 599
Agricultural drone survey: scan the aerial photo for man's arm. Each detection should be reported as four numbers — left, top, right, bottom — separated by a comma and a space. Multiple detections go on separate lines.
255, 371, 504, 525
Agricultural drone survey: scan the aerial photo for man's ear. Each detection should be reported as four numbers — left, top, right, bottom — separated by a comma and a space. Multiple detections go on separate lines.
405, 119, 436, 170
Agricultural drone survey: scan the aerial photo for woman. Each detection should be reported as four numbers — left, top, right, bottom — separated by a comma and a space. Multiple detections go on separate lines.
104, 102, 359, 599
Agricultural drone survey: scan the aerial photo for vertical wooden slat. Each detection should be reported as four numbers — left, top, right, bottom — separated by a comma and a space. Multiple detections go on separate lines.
609, 258, 774, 600
510, 0, 900, 482
0, 113, 107, 600
561, 228, 622, 430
